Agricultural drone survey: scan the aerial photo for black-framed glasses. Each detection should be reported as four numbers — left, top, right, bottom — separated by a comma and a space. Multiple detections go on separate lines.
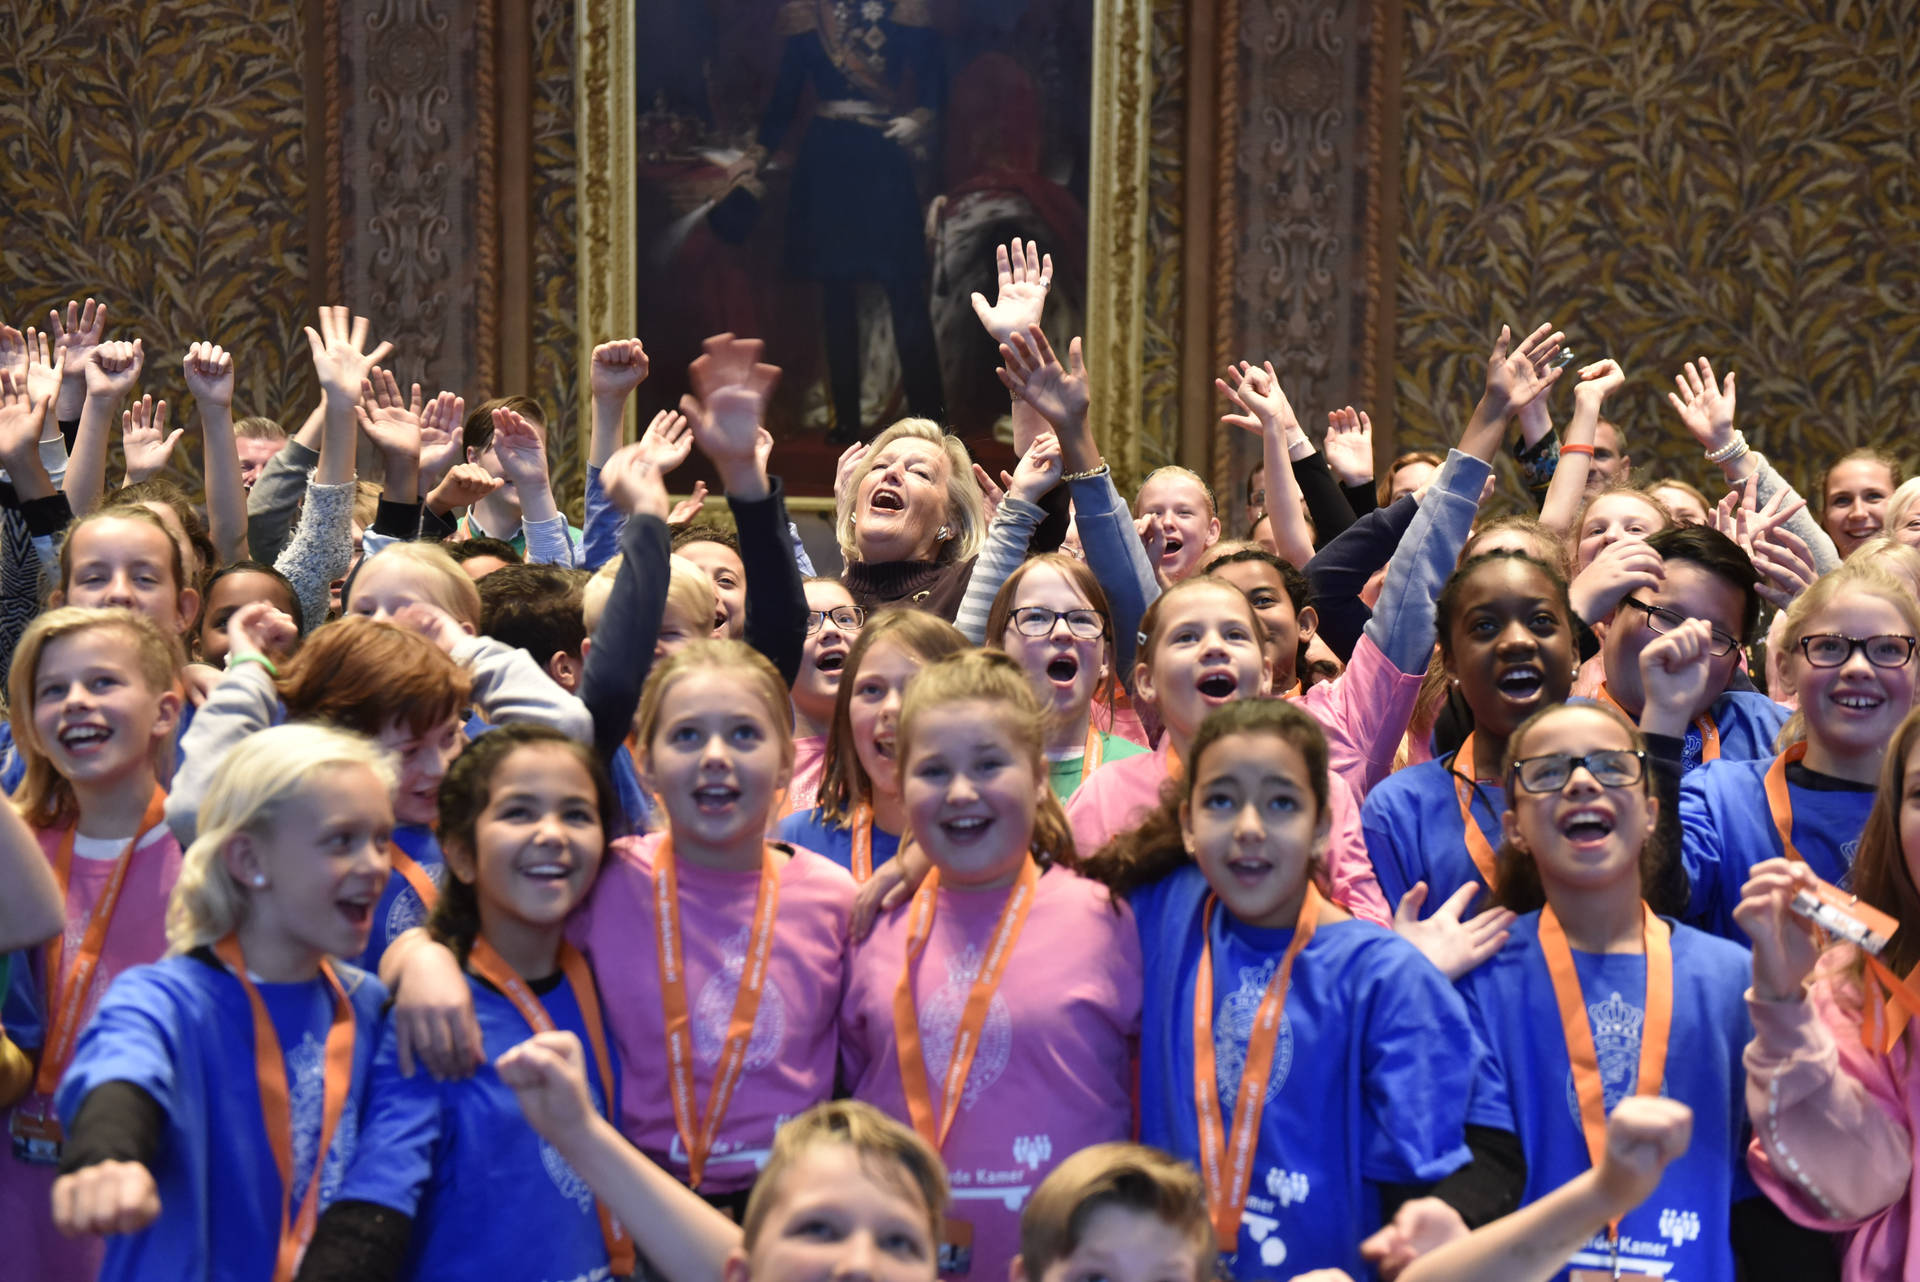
1009, 606, 1105, 640
1510, 749, 1647, 794
1796, 633, 1918, 669
1619, 597, 1741, 657
806, 606, 866, 635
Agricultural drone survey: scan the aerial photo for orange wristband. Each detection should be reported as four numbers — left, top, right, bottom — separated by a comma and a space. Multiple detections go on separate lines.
1558, 443, 1594, 457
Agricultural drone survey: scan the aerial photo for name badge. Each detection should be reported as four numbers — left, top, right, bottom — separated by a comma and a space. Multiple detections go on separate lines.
9, 1106, 64, 1166
937, 1217, 973, 1275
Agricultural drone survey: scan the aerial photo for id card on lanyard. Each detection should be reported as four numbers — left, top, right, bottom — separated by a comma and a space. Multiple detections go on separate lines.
10, 789, 168, 1166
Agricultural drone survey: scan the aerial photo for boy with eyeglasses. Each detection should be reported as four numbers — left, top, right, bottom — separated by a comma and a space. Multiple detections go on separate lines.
1594, 525, 1789, 772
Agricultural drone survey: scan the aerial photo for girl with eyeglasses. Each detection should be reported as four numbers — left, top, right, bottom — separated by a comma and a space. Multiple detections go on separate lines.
1432, 696, 1796, 1282
1676, 562, 1920, 940
787, 578, 866, 815
981, 553, 1147, 800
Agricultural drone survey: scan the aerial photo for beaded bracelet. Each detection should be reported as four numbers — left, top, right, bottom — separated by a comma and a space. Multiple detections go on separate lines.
1061, 462, 1111, 482
1704, 432, 1749, 464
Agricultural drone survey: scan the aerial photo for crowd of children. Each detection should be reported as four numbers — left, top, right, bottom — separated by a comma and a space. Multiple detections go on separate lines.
1, 239, 1917, 1282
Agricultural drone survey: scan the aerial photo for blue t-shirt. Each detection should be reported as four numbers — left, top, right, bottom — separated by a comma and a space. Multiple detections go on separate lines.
1459, 913, 1755, 1282
1363, 749, 1504, 920
775, 806, 901, 877
1132, 864, 1475, 1280
340, 966, 620, 1281
359, 823, 445, 973
55, 953, 387, 1282
1700, 689, 1792, 765
609, 741, 651, 835
1679, 756, 1877, 941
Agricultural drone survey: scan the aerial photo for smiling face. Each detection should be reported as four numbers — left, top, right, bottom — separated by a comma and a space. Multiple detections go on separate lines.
795, 580, 861, 731
1135, 471, 1221, 584
680, 540, 747, 639
235, 762, 395, 963
1788, 595, 1920, 768
998, 563, 1108, 732
60, 516, 197, 636
1180, 730, 1328, 929
644, 667, 790, 864
1208, 559, 1306, 692
199, 571, 298, 665
450, 743, 605, 935
854, 437, 954, 564
1574, 493, 1666, 574
1600, 560, 1747, 719
1444, 559, 1577, 745
1502, 706, 1655, 897
1135, 584, 1270, 749
1823, 458, 1897, 558
846, 639, 923, 806
1588, 421, 1631, 491
376, 714, 465, 827
31, 628, 179, 795
902, 699, 1042, 888
235, 434, 283, 491
726, 1144, 938, 1282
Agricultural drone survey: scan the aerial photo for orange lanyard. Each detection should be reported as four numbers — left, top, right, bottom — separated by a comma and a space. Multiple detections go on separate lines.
892, 857, 1038, 1150
212, 934, 356, 1282
1763, 743, 1810, 863
653, 837, 780, 1189
848, 802, 875, 883
466, 937, 635, 1273
1082, 723, 1104, 776
37, 787, 169, 1098
1451, 733, 1501, 890
387, 843, 440, 912
1190, 885, 1324, 1253
1536, 903, 1672, 1245
1864, 955, 1920, 1054
1599, 683, 1720, 763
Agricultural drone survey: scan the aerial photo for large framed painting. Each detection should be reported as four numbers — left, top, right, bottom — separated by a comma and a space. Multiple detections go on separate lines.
577, 0, 1153, 500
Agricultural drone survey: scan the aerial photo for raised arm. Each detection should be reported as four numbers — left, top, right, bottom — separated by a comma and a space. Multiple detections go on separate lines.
954, 432, 1062, 643
491, 406, 579, 565
970, 238, 1055, 455
65, 339, 144, 514
0, 729, 64, 950
174, 343, 243, 562
1218, 360, 1314, 566
577, 436, 674, 760
1537, 359, 1622, 535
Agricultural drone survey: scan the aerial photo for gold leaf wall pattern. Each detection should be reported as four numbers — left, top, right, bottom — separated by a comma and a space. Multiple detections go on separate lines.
530, 0, 583, 519
1395, 0, 1920, 497
0, 1, 314, 468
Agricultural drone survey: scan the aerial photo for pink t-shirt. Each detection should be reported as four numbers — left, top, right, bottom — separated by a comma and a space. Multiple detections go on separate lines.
1064, 742, 1390, 925
0, 823, 182, 1282
1296, 632, 1425, 800
841, 864, 1141, 1281
787, 734, 827, 815
567, 832, 855, 1193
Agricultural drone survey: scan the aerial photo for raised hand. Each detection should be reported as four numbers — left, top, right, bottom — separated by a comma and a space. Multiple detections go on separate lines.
489, 407, 551, 491
86, 339, 144, 402
589, 337, 650, 400
21, 328, 62, 404
1391, 882, 1515, 981
1595, 1096, 1694, 1214
1006, 432, 1062, 505
121, 395, 183, 482
181, 341, 235, 408
1750, 525, 1817, 610
1667, 357, 1737, 453
0, 324, 25, 381
834, 440, 870, 495
665, 479, 710, 526
418, 390, 466, 485
971, 462, 1006, 524
1217, 359, 1299, 437
635, 408, 693, 474
600, 438, 670, 520
685, 333, 780, 496
687, 332, 779, 404
1572, 357, 1625, 410
1636, 619, 1717, 736
998, 326, 1090, 435
50, 298, 107, 376
0, 369, 53, 464
970, 238, 1053, 345
1323, 406, 1375, 487
1567, 537, 1664, 626
356, 367, 424, 461
225, 601, 299, 662
427, 461, 505, 515
1733, 858, 1824, 1002
303, 305, 393, 405
1482, 322, 1565, 415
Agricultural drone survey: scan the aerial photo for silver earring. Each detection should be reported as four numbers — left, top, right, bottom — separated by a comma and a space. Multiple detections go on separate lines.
938, 526, 951, 540
252, 875, 267, 887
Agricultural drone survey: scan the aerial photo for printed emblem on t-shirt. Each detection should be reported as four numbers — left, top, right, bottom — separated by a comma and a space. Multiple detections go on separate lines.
1565, 990, 1644, 1121
917, 943, 1012, 1108
287, 1030, 357, 1209
1237, 1168, 1310, 1272
1216, 958, 1294, 1104
693, 924, 789, 1071
540, 1078, 602, 1214
383, 862, 447, 941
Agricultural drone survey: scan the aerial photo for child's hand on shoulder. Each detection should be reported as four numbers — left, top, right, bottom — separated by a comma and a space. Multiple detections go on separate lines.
227, 601, 299, 663
391, 934, 484, 1079
51, 1160, 160, 1238
497, 1030, 597, 1148
392, 601, 470, 654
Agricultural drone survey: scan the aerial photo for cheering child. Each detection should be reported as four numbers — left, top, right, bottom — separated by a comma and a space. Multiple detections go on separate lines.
296, 725, 632, 1281
1739, 705, 1920, 1280
840, 650, 1140, 1280
1081, 699, 1492, 1279
50, 726, 395, 1281
0, 609, 184, 1281
1678, 561, 1920, 939
787, 577, 863, 814
778, 609, 969, 880
1450, 698, 1765, 1282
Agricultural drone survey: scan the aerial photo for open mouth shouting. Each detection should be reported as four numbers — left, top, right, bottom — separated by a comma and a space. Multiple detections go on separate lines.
815, 649, 847, 675
56, 722, 114, 757
1195, 668, 1239, 704
867, 486, 906, 516
1159, 535, 1184, 566
335, 890, 377, 933
1044, 653, 1080, 688
692, 782, 743, 815
1494, 663, 1546, 705
1558, 804, 1616, 852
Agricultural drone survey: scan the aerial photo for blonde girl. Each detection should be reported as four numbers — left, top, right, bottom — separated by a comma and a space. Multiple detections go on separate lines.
840, 649, 1139, 1281
0, 608, 184, 1280
50, 725, 395, 1281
